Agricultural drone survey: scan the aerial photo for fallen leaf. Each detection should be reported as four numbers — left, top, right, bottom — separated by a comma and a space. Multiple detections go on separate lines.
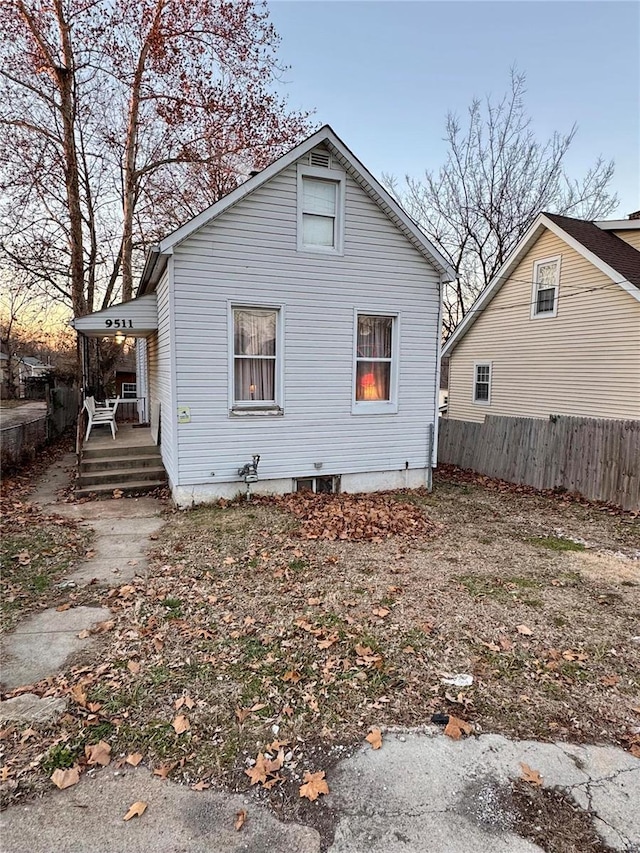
307, 597, 322, 606
245, 753, 267, 786
1, 766, 10, 781
112, 489, 124, 500
236, 707, 251, 724
283, 670, 302, 683
153, 762, 177, 779
70, 684, 87, 707
127, 660, 141, 674
372, 607, 390, 618
631, 744, 640, 759
77, 629, 91, 639
172, 715, 190, 735
175, 695, 195, 710
123, 801, 147, 820
299, 770, 329, 801
85, 740, 111, 766
516, 624, 533, 636
520, 762, 543, 786
191, 781, 210, 791
444, 715, 473, 740
56, 603, 71, 612
223, 556, 236, 565
51, 767, 80, 789
601, 674, 620, 687
15, 550, 31, 565
19, 727, 38, 744
365, 727, 383, 750
126, 753, 143, 767
235, 809, 247, 831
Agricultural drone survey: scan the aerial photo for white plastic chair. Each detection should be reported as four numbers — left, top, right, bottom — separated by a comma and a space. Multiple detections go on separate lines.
84, 396, 120, 441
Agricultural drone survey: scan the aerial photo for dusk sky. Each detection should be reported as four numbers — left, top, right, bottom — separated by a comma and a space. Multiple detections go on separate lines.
268, 1, 639, 217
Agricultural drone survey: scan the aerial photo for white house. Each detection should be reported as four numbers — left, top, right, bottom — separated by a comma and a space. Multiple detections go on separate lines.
73, 126, 454, 506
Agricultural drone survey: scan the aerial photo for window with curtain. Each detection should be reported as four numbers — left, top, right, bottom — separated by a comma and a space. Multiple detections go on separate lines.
302, 177, 337, 247
355, 315, 394, 402
233, 308, 277, 405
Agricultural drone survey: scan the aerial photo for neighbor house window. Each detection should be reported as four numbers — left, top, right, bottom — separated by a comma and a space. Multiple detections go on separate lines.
232, 307, 279, 407
121, 382, 137, 399
354, 313, 398, 413
473, 362, 491, 404
532, 256, 561, 317
297, 165, 344, 253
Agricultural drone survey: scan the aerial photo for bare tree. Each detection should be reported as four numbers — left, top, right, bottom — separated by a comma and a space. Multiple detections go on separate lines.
385, 70, 617, 338
0, 0, 312, 314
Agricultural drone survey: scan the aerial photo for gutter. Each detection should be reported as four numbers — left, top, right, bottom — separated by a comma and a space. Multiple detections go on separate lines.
138, 245, 168, 296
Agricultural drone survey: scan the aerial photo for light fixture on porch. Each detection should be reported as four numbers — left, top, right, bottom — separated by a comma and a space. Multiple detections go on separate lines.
114, 331, 126, 345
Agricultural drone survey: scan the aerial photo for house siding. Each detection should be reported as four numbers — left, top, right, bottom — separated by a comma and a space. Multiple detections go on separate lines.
613, 229, 640, 251
170, 154, 441, 491
447, 229, 640, 422
147, 268, 177, 484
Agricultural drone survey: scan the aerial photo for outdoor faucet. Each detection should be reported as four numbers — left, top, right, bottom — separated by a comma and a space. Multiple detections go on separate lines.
238, 454, 260, 499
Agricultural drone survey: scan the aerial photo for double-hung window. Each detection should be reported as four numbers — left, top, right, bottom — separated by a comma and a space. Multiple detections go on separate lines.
121, 382, 137, 399
532, 256, 561, 318
473, 362, 491, 404
297, 165, 344, 254
353, 313, 398, 413
232, 307, 280, 410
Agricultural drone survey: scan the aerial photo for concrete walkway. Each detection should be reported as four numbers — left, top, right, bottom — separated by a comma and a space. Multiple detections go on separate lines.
0, 452, 166, 693
0, 730, 638, 852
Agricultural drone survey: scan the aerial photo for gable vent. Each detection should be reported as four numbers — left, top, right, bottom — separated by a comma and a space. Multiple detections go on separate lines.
309, 151, 331, 168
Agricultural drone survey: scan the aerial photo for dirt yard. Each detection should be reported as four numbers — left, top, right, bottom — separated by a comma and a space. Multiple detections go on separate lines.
1, 470, 638, 815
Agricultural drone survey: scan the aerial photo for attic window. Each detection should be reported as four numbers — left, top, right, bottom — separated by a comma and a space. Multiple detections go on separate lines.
531, 256, 561, 318
309, 151, 331, 168
297, 164, 345, 254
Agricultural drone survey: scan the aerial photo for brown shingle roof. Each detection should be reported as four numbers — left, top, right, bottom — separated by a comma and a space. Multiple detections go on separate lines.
543, 213, 640, 291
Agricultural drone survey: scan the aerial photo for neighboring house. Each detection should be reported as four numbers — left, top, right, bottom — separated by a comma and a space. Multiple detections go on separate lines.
16, 356, 52, 397
73, 126, 455, 506
442, 211, 640, 423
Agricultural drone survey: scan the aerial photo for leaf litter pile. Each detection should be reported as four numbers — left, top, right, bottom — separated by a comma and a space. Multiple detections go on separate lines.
1, 481, 639, 837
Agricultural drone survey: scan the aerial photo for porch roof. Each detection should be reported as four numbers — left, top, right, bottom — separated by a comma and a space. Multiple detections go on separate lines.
71, 293, 158, 338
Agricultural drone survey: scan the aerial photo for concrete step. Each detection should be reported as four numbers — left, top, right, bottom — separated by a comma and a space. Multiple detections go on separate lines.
81, 454, 162, 472
82, 444, 160, 460
78, 466, 167, 487
75, 479, 167, 499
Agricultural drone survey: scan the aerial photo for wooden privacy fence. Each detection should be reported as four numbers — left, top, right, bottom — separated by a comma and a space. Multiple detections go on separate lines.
438, 415, 640, 511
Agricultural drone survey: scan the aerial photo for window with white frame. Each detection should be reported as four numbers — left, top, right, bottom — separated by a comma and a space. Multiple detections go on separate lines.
354, 314, 396, 409
532, 256, 561, 317
473, 362, 491, 404
121, 382, 137, 399
232, 307, 279, 407
297, 165, 344, 253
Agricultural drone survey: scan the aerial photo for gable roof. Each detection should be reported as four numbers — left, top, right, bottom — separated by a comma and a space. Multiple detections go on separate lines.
442, 212, 640, 357
138, 125, 455, 294
544, 213, 640, 292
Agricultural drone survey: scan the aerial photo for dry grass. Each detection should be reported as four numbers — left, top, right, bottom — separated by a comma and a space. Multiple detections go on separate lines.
1, 475, 639, 809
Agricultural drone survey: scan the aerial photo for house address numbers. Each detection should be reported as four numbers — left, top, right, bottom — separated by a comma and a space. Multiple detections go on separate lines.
105, 319, 134, 328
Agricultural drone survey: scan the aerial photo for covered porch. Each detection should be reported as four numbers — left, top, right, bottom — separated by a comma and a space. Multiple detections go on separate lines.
71, 293, 158, 429
71, 294, 165, 497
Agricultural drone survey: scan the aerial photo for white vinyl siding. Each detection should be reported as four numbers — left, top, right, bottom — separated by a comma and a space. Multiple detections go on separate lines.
169, 151, 440, 488
146, 268, 177, 484
448, 229, 640, 422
